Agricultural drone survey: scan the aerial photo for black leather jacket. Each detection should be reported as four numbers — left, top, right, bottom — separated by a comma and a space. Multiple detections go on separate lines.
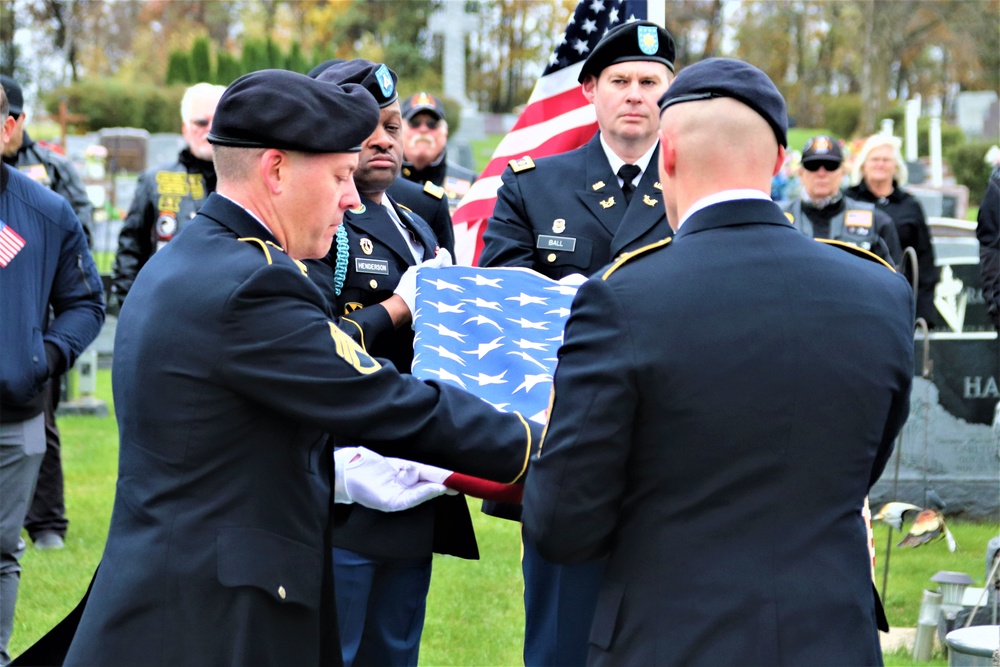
110, 149, 215, 308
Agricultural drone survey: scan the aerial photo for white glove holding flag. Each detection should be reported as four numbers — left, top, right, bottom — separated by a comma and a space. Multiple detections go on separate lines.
393, 248, 453, 316
334, 447, 452, 511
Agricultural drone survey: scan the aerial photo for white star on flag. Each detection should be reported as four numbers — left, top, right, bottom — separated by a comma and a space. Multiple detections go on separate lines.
413, 266, 582, 424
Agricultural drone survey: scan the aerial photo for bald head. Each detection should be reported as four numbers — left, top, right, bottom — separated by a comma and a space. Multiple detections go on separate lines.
657, 97, 784, 229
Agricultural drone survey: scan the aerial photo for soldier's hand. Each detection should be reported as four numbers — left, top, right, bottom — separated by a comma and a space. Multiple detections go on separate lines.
334, 447, 452, 511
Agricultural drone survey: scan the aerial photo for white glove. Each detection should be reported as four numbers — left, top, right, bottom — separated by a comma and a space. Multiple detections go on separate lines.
333, 447, 451, 511
385, 457, 458, 492
393, 249, 454, 316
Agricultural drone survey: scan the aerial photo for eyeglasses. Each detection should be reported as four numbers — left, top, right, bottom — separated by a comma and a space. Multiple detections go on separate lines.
407, 117, 440, 130
189, 118, 211, 129
802, 160, 840, 172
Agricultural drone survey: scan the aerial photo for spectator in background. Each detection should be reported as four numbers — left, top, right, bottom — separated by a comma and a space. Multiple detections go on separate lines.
1, 74, 95, 552
109, 82, 224, 309
396, 92, 476, 210
847, 134, 939, 326
781, 135, 902, 266
977, 173, 1000, 331
0, 75, 93, 242
0, 81, 104, 665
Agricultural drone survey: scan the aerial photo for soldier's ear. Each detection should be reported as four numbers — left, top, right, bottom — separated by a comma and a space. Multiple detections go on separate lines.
260, 149, 290, 195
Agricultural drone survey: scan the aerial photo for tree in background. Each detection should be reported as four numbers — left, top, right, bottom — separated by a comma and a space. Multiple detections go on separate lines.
191, 37, 214, 83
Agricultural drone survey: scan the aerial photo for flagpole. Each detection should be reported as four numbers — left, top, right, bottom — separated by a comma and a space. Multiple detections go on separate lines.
646, 0, 665, 28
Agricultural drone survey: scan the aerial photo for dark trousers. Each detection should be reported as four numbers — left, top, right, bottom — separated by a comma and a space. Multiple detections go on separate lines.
522, 532, 605, 667
24, 379, 67, 540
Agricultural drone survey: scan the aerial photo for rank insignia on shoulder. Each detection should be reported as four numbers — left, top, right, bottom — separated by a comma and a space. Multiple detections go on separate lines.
643, 194, 658, 207
600, 196, 615, 209
784, 212, 795, 224
423, 181, 445, 199
592, 181, 606, 191
509, 156, 535, 173
602, 237, 673, 280
816, 239, 895, 272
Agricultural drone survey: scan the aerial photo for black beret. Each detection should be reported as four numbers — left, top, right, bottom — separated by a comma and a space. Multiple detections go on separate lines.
578, 21, 676, 83
315, 59, 398, 108
657, 58, 788, 148
0, 75, 24, 116
207, 69, 379, 153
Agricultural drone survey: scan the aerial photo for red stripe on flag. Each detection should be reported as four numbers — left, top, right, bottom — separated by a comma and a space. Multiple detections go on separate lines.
0, 225, 26, 267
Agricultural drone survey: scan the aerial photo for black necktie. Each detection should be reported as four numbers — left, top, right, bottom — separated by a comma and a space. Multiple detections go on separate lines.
618, 164, 641, 205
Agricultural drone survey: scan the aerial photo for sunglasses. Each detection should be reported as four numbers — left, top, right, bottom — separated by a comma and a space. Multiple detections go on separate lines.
189, 118, 211, 129
407, 117, 440, 130
802, 160, 840, 172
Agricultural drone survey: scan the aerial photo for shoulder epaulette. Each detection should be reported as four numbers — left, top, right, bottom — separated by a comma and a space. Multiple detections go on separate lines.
817, 238, 895, 272
238, 237, 309, 276
238, 237, 274, 264
602, 237, 672, 281
509, 156, 535, 173
422, 181, 445, 199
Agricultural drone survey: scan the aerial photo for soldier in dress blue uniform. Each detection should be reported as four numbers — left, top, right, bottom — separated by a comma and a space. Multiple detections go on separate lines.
524, 58, 910, 666
310, 59, 465, 667
780, 135, 902, 266
56, 69, 540, 667
478, 20, 677, 667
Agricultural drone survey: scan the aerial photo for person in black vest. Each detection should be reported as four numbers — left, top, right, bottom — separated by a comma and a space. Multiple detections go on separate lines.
110, 83, 225, 309
780, 135, 901, 266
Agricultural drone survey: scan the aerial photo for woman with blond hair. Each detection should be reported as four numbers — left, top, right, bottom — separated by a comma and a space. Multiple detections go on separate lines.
846, 134, 939, 326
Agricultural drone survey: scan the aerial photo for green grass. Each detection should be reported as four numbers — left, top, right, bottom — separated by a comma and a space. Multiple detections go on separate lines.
9, 368, 998, 665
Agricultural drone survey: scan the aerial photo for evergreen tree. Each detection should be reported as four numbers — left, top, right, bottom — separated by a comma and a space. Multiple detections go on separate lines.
265, 37, 285, 70
286, 42, 307, 74
166, 50, 194, 85
216, 51, 242, 86
240, 39, 269, 75
190, 37, 214, 84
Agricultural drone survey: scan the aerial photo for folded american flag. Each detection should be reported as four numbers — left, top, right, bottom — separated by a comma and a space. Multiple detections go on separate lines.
412, 266, 582, 425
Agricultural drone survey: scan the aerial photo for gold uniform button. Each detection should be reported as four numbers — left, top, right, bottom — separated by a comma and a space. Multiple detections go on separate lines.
369, 279, 378, 289
278, 586, 286, 600
547, 253, 557, 263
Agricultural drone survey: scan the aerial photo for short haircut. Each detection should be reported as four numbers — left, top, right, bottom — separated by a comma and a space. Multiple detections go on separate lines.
212, 145, 266, 182
181, 82, 226, 123
0, 84, 7, 119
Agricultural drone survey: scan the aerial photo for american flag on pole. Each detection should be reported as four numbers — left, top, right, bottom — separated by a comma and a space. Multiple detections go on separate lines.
411, 266, 583, 424
0, 220, 26, 267
451, 0, 648, 266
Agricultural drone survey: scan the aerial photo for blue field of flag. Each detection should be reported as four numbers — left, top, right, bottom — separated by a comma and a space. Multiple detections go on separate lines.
412, 266, 582, 424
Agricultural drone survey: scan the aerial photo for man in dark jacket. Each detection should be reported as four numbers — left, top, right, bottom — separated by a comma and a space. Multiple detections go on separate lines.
1, 74, 97, 552
978, 175, 1000, 331
109, 82, 224, 308
0, 82, 105, 666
